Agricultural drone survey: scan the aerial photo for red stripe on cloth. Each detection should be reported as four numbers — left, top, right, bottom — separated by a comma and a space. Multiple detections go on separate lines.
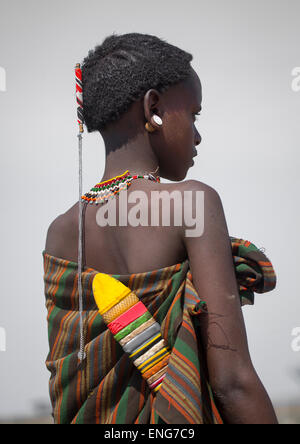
107, 301, 147, 335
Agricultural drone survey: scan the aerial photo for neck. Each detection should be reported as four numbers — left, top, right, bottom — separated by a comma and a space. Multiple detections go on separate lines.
97, 100, 160, 182
100, 132, 160, 182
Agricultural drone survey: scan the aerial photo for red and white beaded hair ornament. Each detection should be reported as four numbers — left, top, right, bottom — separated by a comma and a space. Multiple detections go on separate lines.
74, 63, 160, 364
75, 63, 86, 363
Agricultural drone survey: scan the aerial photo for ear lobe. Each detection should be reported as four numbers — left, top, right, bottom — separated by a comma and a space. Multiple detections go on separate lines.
145, 121, 156, 133
145, 114, 163, 133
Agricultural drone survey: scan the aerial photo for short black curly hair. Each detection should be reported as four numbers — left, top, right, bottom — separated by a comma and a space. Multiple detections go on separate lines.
81, 32, 193, 132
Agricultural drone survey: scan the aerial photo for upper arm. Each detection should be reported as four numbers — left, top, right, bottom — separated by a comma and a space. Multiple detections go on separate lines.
181, 181, 255, 391
45, 214, 66, 258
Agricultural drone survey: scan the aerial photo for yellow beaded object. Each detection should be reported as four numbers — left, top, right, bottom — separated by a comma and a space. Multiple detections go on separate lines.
92, 273, 131, 314
101, 292, 139, 324
92, 272, 171, 393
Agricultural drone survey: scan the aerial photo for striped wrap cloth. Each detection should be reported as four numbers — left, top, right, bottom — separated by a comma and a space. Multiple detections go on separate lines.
42, 236, 277, 424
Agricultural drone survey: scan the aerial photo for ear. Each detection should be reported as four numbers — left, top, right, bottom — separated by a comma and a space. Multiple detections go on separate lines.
143, 89, 162, 128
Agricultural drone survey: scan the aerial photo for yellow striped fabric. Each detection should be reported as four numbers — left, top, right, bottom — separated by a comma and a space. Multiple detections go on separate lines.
137, 346, 169, 371
133, 339, 165, 367
139, 349, 169, 374
129, 333, 162, 359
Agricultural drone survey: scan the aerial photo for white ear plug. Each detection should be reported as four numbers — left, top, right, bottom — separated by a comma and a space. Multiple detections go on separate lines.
153, 115, 163, 125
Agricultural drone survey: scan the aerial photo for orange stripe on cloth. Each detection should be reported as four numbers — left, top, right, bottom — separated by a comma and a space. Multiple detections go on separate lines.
158, 384, 196, 424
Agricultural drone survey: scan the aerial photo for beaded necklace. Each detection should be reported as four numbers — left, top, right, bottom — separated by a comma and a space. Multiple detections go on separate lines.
81, 169, 160, 205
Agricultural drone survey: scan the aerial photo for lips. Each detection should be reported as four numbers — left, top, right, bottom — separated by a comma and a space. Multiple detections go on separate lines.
191, 151, 197, 166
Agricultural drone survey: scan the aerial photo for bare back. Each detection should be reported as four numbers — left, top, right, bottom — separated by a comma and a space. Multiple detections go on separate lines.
45, 180, 189, 274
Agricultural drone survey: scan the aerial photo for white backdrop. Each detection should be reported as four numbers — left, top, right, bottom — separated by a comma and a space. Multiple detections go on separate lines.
0, 0, 299, 419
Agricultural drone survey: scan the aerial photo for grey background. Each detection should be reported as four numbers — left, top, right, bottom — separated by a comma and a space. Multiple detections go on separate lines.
0, 0, 299, 420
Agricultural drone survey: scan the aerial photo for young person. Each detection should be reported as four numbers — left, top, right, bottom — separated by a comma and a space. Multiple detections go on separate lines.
43, 33, 277, 424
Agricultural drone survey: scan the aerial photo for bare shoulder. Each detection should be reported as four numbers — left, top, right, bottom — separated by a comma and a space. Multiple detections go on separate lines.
162, 179, 222, 207
178, 179, 222, 200
128, 179, 223, 215
44, 205, 77, 258
172, 180, 225, 236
